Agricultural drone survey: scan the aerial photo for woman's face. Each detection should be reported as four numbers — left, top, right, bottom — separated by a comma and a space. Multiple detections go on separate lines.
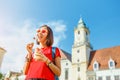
36, 27, 48, 44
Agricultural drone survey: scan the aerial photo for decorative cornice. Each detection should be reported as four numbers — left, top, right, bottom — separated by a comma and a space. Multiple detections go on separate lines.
72, 41, 92, 49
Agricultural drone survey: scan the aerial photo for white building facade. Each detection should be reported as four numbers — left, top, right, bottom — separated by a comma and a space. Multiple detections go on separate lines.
59, 18, 120, 80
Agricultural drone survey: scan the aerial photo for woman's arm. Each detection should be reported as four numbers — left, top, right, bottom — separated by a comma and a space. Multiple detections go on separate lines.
23, 60, 31, 75
47, 57, 61, 76
23, 42, 34, 75
23, 54, 32, 75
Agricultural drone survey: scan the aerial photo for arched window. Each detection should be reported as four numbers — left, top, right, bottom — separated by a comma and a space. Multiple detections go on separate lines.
66, 63, 68, 66
65, 68, 69, 80
77, 59, 80, 62
77, 50, 80, 53
108, 58, 115, 69
78, 67, 80, 72
93, 61, 99, 71
78, 31, 80, 35
78, 76, 80, 80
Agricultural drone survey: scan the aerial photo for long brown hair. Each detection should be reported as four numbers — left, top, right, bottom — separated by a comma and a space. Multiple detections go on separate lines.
36, 25, 54, 46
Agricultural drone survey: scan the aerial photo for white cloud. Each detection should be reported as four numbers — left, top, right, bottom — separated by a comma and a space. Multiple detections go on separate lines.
0, 19, 36, 73
0, 19, 67, 73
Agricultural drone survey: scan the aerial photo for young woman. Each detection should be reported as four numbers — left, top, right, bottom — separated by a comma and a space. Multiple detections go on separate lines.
23, 25, 61, 80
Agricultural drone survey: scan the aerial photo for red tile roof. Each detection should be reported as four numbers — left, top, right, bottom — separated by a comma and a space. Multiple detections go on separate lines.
88, 46, 120, 70
59, 49, 71, 61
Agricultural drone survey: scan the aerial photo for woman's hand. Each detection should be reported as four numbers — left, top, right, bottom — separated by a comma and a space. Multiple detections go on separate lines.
26, 43, 34, 53
34, 48, 49, 63
26, 42, 34, 58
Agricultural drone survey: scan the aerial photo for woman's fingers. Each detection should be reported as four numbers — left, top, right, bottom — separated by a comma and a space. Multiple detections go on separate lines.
26, 42, 34, 53
28, 43, 34, 48
34, 52, 47, 62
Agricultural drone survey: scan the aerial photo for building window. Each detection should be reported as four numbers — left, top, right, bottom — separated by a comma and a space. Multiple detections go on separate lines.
106, 76, 111, 80
114, 75, 120, 80
65, 68, 68, 80
78, 77, 80, 80
110, 61, 113, 66
94, 64, 97, 68
86, 35, 89, 42
98, 77, 102, 80
78, 67, 80, 72
108, 58, 115, 69
77, 50, 80, 53
78, 31, 80, 34
66, 63, 68, 66
89, 77, 93, 80
86, 31, 87, 35
77, 59, 80, 62
93, 61, 99, 71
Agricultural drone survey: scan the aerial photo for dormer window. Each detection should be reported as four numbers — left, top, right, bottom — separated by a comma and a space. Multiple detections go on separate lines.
108, 58, 115, 69
94, 64, 97, 68
110, 61, 113, 66
93, 61, 99, 71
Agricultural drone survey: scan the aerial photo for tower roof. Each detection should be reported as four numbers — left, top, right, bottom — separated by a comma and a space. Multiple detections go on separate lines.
74, 17, 90, 34
78, 18, 86, 28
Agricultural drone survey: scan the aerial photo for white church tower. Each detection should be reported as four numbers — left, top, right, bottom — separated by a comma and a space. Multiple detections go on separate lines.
71, 18, 92, 80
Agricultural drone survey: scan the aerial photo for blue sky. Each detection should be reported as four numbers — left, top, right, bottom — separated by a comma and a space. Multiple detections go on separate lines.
0, 0, 120, 73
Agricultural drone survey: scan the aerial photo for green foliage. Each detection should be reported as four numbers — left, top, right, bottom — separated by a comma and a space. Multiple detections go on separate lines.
0, 73, 3, 79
